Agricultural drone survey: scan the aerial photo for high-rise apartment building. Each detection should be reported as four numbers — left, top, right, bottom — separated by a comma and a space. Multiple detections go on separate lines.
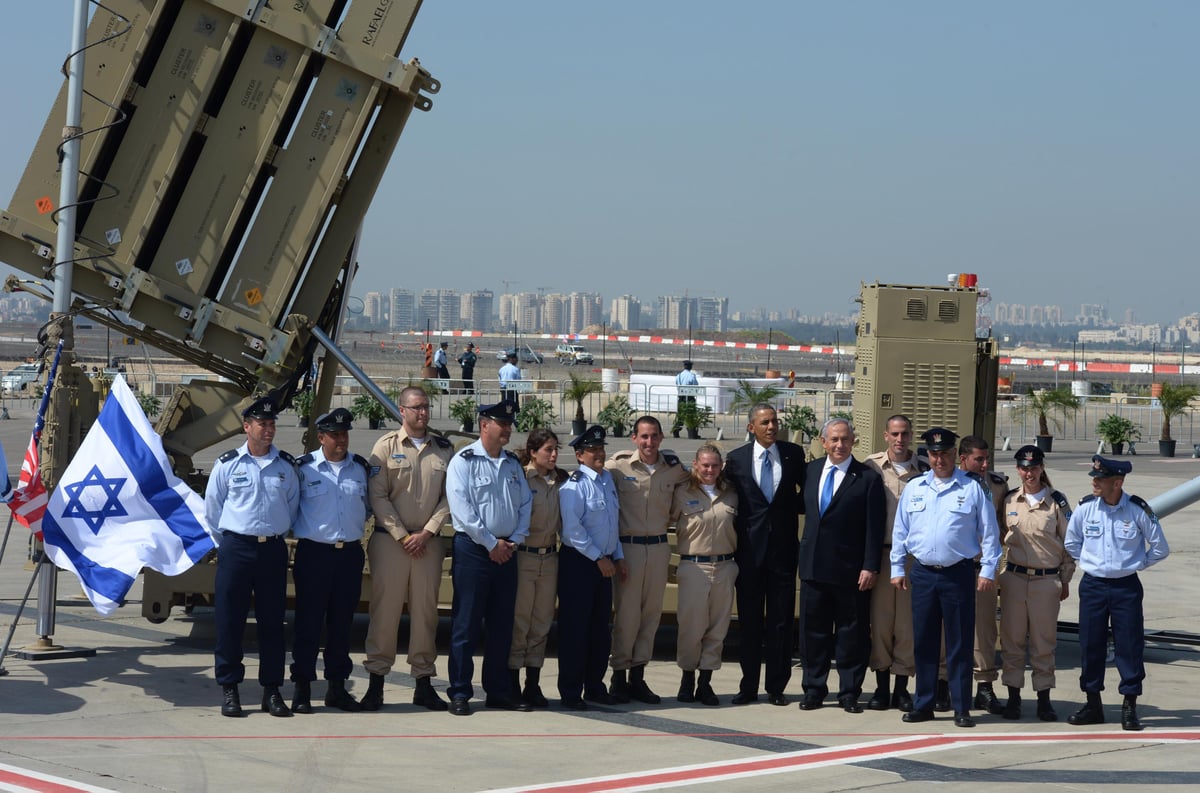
418, 289, 461, 330
460, 290, 494, 332
363, 291, 384, 328
610, 294, 641, 331
389, 288, 415, 332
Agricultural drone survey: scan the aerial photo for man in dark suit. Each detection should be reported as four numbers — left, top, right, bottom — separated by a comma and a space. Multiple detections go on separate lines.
797, 418, 886, 713
724, 403, 805, 706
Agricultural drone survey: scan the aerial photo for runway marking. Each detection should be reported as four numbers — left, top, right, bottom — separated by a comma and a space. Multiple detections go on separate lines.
487, 730, 1200, 793
0, 762, 118, 793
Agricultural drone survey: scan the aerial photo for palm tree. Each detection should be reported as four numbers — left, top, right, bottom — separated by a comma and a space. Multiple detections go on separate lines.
729, 379, 784, 420
564, 371, 601, 435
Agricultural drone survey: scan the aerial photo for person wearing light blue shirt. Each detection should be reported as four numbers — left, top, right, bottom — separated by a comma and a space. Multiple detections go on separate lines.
557, 424, 624, 709
1063, 455, 1169, 732
289, 408, 371, 715
444, 399, 533, 715
206, 397, 300, 719
499, 354, 522, 404
890, 427, 1000, 728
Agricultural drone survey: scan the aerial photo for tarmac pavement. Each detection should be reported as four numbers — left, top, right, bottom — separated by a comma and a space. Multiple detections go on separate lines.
2, 408, 1200, 792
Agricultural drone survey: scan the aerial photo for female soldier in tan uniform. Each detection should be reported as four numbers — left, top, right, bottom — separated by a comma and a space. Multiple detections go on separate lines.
510, 429, 568, 707
671, 444, 738, 706
999, 444, 1075, 721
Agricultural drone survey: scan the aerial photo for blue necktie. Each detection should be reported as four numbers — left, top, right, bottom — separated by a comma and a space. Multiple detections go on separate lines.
760, 450, 774, 501
819, 465, 836, 515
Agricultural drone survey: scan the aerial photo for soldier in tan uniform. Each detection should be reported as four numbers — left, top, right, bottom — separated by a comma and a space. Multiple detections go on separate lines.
999, 445, 1074, 721
510, 428, 568, 707
863, 414, 927, 711
362, 386, 455, 711
957, 435, 1008, 715
671, 445, 738, 706
605, 415, 690, 703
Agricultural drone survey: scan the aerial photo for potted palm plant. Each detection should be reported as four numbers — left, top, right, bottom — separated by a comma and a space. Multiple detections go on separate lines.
1156, 382, 1199, 457
351, 392, 391, 430
291, 388, 315, 427
515, 397, 556, 432
449, 396, 478, 433
563, 371, 601, 436
675, 400, 714, 439
596, 394, 633, 437
1012, 386, 1080, 453
780, 404, 818, 445
1096, 414, 1141, 455
729, 379, 784, 439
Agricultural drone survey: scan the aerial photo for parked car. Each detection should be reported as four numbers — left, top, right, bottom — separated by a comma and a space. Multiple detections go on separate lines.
2, 363, 41, 393
555, 343, 594, 365
496, 345, 544, 364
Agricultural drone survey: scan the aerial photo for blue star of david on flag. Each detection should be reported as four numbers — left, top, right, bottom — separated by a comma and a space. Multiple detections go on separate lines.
42, 376, 216, 615
61, 466, 129, 534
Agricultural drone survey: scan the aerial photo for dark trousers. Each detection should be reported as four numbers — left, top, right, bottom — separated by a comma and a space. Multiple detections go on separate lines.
910, 559, 975, 713
556, 547, 613, 700
214, 533, 288, 687
502, 389, 518, 405
799, 579, 871, 699
1078, 572, 1145, 696
461, 368, 475, 394
290, 539, 365, 683
448, 534, 518, 700
734, 558, 796, 696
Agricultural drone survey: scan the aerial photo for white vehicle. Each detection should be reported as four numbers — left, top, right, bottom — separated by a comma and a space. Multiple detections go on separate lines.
2, 363, 41, 393
556, 343, 594, 365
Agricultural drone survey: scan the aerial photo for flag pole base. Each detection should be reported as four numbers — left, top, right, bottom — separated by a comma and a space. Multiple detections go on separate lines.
14, 637, 95, 661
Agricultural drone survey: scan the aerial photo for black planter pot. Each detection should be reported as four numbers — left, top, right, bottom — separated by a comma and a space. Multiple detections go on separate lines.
687, 428, 701, 439
1111, 442, 1124, 455
369, 417, 383, 430
612, 424, 625, 438
460, 421, 474, 434
1159, 439, 1177, 457
1035, 435, 1053, 453
571, 419, 588, 436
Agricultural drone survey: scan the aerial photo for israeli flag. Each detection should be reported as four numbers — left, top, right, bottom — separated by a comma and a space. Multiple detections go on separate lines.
42, 375, 216, 615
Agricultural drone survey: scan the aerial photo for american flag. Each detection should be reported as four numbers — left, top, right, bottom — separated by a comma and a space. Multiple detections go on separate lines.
9, 341, 63, 538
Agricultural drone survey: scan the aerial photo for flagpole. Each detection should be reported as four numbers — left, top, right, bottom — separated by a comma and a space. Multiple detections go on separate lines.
0, 513, 14, 570
0, 562, 43, 677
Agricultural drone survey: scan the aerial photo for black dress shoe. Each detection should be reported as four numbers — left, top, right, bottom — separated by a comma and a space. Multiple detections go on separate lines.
731, 691, 758, 705
953, 712, 976, 728
220, 685, 244, 718
768, 693, 789, 706
560, 697, 588, 711
934, 680, 952, 712
838, 697, 863, 714
449, 696, 472, 716
1121, 702, 1143, 731
867, 689, 889, 711
1068, 703, 1104, 726
902, 709, 935, 723
262, 687, 293, 717
891, 689, 913, 713
585, 690, 617, 706
291, 680, 313, 714
798, 693, 823, 711
486, 695, 533, 712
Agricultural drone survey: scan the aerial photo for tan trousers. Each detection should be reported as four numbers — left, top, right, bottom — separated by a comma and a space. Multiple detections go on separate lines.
870, 553, 914, 676
974, 581, 999, 682
364, 531, 444, 678
675, 560, 737, 671
611, 541, 670, 670
509, 550, 558, 668
999, 570, 1062, 690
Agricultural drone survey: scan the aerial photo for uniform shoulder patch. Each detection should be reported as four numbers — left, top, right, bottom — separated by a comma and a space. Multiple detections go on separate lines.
218, 449, 239, 463
459, 447, 476, 458
297, 453, 314, 465
1050, 489, 1072, 517
569, 470, 584, 482
277, 450, 297, 465
1078, 494, 1097, 505
989, 471, 1008, 484
504, 449, 520, 461
663, 452, 681, 466
353, 453, 370, 472
965, 470, 984, 484
1005, 486, 1020, 498
434, 435, 453, 449
1128, 494, 1157, 519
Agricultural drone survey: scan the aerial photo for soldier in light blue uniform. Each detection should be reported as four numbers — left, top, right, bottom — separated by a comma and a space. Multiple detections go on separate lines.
289, 408, 370, 714
445, 399, 533, 715
557, 425, 624, 710
1065, 455, 1169, 731
206, 397, 300, 718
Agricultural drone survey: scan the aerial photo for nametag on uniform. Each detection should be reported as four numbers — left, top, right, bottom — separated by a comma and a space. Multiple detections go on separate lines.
687, 499, 700, 507
1007, 511, 1019, 517
231, 475, 249, 485
908, 496, 925, 512
624, 476, 637, 481
1084, 522, 1102, 538
392, 454, 407, 460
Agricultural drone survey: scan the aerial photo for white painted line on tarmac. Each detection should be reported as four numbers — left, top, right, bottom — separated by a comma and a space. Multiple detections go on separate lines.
0, 762, 118, 793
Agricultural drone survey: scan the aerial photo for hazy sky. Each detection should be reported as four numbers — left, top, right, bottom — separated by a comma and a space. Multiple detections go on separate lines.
1, 2, 1196, 324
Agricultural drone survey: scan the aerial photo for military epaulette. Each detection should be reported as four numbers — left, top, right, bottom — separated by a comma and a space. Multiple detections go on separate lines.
353, 453, 370, 472
965, 470, 985, 484
1006, 486, 1021, 499
218, 449, 239, 463
296, 453, 315, 466
612, 449, 636, 460
1050, 489, 1072, 517
277, 450, 297, 465
1128, 494, 1157, 520
434, 435, 453, 449
504, 449, 520, 461
663, 452, 682, 466
988, 471, 1008, 484
569, 469, 584, 482
459, 447, 476, 458
1078, 494, 1097, 505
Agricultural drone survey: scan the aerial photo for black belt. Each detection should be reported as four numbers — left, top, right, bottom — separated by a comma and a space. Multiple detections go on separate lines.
919, 558, 972, 570
620, 534, 669, 545
1006, 562, 1059, 577
222, 532, 285, 543
298, 537, 358, 550
679, 553, 734, 563
517, 544, 557, 555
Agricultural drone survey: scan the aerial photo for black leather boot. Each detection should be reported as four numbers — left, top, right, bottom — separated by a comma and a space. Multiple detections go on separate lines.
262, 685, 293, 717
413, 676, 448, 711
1002, 685, 1022, 720
291, 679, 313, 714
325, 679, 362, 712
609, 669, 631, 704
695, 670, 719, 706
975, 682, 1004, 715
523, 667, 549, 707
220, 685, 244, 717
629, 665, 661, 704
867, 671, 890, 711
891, 675, 913, 712
677, 670, 696, 703
360, 672, 385, 711
1121, 695, 1143, 731
1068, 691, 1104, 726
1036, 688, 1057, 722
